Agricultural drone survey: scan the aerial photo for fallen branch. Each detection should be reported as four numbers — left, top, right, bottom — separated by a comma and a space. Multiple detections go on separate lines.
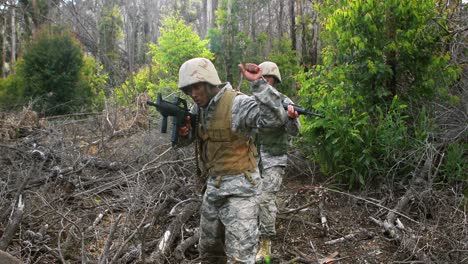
174, 230, 200, 261
318, 199, 329, 233
0, 250, 21, 264
98, 214, 122, 264
324, 228, 374, 245
149, 201, 200, 262
279, 200, 318, 215
369, 145, 439, 263
0, 195, 24, 250
323, 187, 419, 224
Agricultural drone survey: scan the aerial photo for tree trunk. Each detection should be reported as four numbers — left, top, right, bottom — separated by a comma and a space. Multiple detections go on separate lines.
299, 0, 306, 61
31, 0, 38, 36
309, 5, 320, 66
2, 13, 6, 78
10, 3, 15, 73
267, 0, 272, 52
202, 0, 208, 37
211, 0, 218, 28
290, 0, 296, 51
278, 0, 284, 38
250, 3, 256, 42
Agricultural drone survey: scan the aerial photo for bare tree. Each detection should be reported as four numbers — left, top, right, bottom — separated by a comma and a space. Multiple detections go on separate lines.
1, 11, 7, 77
10, 1, 15, 73
278, 0, 284, 37
290, 0, 296, 51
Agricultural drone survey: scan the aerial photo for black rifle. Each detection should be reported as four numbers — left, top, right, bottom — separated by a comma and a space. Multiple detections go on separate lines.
147, 93, 196, 146
282, 103, 324, 118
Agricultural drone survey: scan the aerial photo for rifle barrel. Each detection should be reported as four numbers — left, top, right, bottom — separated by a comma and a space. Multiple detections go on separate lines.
282, 103, 324, 118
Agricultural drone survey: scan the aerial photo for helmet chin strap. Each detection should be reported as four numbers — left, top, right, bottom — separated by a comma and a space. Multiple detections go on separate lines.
205, 84, 220, 103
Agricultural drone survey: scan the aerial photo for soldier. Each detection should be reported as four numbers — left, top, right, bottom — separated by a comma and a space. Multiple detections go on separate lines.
256, 61, 301, 262
177, 58, 296, 264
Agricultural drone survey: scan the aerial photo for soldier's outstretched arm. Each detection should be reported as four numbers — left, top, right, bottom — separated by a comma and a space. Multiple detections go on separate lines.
237, 63, 286, 130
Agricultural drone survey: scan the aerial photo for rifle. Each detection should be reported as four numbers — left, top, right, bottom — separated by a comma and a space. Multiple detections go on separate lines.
147, 93, 196, 146
283, 103, 324, 118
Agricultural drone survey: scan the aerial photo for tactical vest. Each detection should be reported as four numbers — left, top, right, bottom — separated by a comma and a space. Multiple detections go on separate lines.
197, 90, 257, 178
258, 127, 288, 156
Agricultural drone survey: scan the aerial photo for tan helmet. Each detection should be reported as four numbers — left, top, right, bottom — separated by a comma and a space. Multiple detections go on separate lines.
178, 58, 222, 90
259, 61, 281, 83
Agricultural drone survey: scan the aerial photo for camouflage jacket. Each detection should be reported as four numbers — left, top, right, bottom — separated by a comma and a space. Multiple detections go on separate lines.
179, 79, 286, 196
258, 93, 301, 170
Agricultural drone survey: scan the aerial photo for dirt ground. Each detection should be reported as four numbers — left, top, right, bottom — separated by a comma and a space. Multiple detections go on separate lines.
0, 108, 466, 264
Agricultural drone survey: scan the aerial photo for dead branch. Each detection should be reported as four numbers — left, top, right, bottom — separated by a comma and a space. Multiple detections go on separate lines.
0, 195, 24, 250
279, 200, 318, 215
98, 214, 122, 264
174, 230, 200, 261
108, 211, 149, 264
149, 201, 201, 263
318, 199, 329, 233
324, 187, 419, 224
370, 144, 439, 263
277, 215, 322, 229
324, 228, 374, 245
0, 250, 21, 264
81, 156, 128, 171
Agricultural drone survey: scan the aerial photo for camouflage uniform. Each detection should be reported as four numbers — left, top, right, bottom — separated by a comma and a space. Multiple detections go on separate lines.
258, 93, 300, 238
182, 80, 286, 264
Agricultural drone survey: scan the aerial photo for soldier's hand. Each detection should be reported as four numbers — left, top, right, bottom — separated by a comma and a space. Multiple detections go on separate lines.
238, 63, 263, 81
179, 116, 191, 136
287, 105, 299, 119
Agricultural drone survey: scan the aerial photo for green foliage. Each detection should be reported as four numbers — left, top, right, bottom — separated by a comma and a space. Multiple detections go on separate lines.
440, 142, 467, 183
148, 14, 213, 83
114, 65, 157, 105
77, 55, 108, 111
0, 29, 107, 114
115, 14, 214, 104
99, 4, 124, 86
319, 0, 459, 103
19, 27, 90, 115
269, 37, 301, 97
208, 0, 254, 84
297, 0, 460, 187
147, 14, 214, 96
0, 66, 26, 110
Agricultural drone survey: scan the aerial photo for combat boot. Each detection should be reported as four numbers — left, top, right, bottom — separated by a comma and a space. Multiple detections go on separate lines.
255, 238, 271, 263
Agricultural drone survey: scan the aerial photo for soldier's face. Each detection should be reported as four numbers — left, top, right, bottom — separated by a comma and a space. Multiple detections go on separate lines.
264, 76, 276, 86
188, 82, 209, 108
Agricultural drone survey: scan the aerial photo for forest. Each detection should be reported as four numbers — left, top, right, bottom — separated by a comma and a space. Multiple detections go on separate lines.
0, 0, 467, 263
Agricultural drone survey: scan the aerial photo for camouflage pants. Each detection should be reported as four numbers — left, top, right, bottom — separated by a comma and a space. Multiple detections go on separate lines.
199, 191, 259, 264
258, 166, 285, 237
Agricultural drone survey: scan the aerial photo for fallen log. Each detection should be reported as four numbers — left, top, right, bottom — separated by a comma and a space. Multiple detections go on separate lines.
0, 195, 24, 250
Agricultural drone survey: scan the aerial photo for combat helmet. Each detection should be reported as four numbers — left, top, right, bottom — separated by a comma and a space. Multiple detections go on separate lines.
259, 61, 282, 83
178, 58, 222, 90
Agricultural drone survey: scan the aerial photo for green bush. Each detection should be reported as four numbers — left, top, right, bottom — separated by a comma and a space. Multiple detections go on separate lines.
296, 0, 459, 187
77, 55, 108, 111
19, 27, 89, 115
441, 142, 467, 183
0, 66, 26, 110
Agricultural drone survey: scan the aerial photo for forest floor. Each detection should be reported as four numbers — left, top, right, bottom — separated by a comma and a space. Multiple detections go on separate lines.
0, 107, 466, 264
